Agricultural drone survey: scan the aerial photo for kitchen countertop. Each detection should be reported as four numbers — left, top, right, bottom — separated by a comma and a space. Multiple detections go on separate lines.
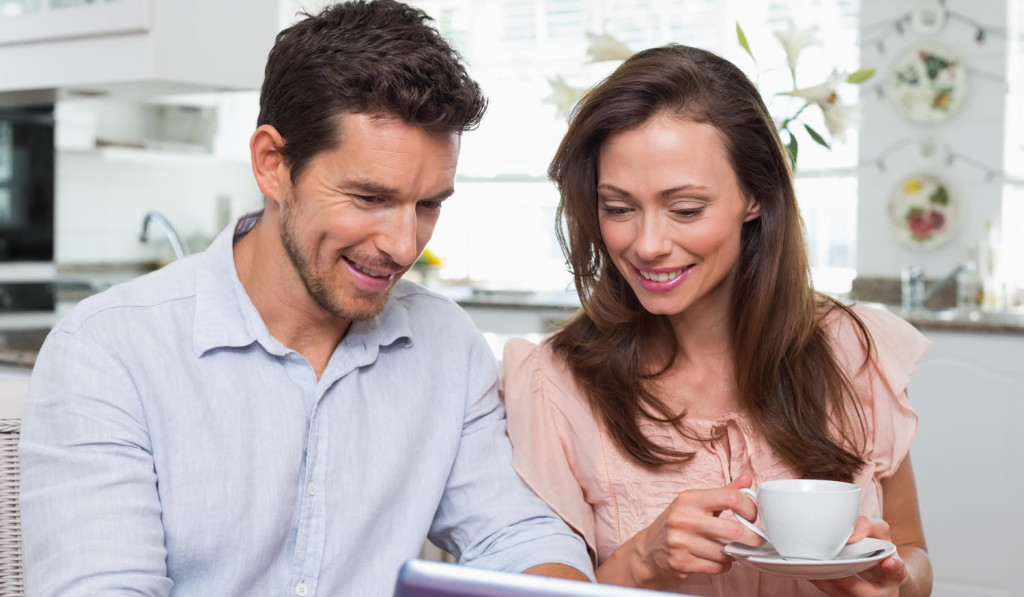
876, 305, 1024, 335
0, 327, 51, 368
3, 280, 1022, 370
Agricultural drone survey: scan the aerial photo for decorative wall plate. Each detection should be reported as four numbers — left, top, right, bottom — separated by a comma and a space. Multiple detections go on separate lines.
886, 43, 967, 124
887, 174, 957, 249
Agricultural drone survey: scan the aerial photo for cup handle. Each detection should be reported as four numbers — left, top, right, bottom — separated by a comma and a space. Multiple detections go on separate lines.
735, 488, 771, 543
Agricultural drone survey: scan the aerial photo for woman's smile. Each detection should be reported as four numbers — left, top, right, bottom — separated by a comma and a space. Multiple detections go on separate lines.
635, 264, 695, 292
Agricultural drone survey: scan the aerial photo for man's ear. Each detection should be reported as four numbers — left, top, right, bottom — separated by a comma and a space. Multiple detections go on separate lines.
250, 124, 290, 204
744, 195, 762, 222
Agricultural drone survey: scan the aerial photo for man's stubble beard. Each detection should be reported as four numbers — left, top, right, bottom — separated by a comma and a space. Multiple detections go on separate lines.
278, 199, 396, 322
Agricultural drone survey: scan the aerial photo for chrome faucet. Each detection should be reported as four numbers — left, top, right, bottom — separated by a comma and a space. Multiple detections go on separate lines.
901, 263, 969, 311
140, 211, 188, 261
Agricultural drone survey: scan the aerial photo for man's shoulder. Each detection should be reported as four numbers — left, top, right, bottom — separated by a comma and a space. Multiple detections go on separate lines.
57, 258, 199, 334
381, 280, 485, 351
389, 279, 469, 319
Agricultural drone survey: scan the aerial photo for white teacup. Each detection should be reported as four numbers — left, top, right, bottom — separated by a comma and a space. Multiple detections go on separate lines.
736, 479, 861, 561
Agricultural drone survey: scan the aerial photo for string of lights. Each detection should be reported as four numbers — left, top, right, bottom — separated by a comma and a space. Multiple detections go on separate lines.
861, 1, 1010, 54
865, 137, 1003, 182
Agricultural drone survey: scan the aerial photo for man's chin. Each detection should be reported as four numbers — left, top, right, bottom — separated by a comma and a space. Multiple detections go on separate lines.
324, 290, 394, 322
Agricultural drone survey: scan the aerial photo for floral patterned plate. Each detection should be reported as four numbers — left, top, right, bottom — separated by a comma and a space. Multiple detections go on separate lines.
886, 42, 967, 124
887, 174, 957, 249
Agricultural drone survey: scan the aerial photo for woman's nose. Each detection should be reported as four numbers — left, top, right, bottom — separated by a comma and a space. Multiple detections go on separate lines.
634, 214, 672, 261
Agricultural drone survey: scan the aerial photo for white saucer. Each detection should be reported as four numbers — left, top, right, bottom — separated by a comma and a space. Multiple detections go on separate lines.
723, 537, 897, 580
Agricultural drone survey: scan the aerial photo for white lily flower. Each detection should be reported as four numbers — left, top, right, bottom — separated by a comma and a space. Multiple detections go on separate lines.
821, 101, 852, 142
781, 70, 844, 103
775, 21, 819, 76
585, 31, 634, 63
780, 71, 856, 141
544, 76, 588, 120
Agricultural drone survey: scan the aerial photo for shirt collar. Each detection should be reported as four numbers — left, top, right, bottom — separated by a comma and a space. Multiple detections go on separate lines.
192, 212, 415, 358
192, 213, 267, 356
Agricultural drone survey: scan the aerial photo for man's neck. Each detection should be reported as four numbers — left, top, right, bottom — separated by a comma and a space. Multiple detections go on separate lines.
233, 215, 349, 379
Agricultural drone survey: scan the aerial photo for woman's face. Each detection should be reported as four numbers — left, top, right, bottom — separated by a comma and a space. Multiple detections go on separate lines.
597, 114, 761, 322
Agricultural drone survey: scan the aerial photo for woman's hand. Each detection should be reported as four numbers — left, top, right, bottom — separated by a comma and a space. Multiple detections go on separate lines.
808, 516, 908, 597
810, 457, 932, 597
596, 474, 764, 589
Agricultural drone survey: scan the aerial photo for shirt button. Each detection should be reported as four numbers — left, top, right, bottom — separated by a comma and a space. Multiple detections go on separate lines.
307, 482, 317, 496
295, 583, 308, 596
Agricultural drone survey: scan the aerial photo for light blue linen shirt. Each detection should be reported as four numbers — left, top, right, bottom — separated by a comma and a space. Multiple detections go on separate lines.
19, 216, 593, 597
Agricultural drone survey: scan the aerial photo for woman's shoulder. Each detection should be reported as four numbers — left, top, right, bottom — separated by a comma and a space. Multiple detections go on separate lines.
822, 302, 931, 400
823, 302, 925, 353
502, 337, 591, 413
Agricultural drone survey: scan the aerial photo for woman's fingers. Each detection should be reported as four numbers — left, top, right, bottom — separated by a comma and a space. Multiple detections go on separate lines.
809, 574, 862, 597
808, 555, 907, 597
846, 515, 873, 543
847, 515, 893, 544
861, 554, 906, 585
667, 490, 763, 546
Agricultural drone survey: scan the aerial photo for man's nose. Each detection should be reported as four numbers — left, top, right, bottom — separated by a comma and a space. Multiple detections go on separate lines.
378, 206, 420, 267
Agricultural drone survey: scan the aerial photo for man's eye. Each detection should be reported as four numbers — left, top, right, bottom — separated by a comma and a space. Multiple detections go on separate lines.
418, 201, 443, 211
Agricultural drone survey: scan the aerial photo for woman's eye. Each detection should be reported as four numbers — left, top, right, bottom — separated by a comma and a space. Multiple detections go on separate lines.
674, 207, 703, 218
600, 205, 632, 216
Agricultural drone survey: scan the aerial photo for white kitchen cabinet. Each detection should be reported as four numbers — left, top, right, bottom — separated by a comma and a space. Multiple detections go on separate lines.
909, 330, 1024, 597
0, 0, 279, 104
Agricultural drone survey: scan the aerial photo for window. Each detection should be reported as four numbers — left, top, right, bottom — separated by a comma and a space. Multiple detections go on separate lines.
411, 0, 863, 294
1005, 0, 1024, 299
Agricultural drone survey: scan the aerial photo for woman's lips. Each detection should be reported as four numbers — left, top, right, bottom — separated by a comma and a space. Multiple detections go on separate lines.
634, 264, 694, 292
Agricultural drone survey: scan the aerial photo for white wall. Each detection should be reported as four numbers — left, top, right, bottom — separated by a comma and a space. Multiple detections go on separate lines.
857, 0, 1008, 277
55, 151, 261, 264
54, 91, 264, 265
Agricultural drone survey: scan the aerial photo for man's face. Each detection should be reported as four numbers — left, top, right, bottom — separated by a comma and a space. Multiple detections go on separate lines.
278, 113, 460, 321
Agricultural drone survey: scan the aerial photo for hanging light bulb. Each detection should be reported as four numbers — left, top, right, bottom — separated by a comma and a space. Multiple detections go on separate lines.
911, 1, 948, 35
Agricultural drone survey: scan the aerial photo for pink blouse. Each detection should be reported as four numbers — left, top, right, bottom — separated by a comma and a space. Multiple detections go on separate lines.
501, 305, 930, 596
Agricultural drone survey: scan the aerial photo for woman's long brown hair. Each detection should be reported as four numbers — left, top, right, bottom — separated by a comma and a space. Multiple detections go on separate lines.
548, 45, 870, 481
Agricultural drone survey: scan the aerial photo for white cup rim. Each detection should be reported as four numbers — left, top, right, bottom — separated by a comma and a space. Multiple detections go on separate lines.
757, 479, 860, 494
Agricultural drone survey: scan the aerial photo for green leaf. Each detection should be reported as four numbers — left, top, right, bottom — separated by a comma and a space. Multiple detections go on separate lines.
929, 185, 950, 206
846, 68, 875, 84
786, 133, 799, 171
803, 124, 830, 149
736, 23, 755, 63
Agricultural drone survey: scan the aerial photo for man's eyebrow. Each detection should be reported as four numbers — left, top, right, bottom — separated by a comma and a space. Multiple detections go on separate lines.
428, 187, 456, 201
344, 180, 455, 201
344, 180, 400, 197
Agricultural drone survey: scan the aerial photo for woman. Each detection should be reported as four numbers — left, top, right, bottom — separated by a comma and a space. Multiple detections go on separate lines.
501, 45, 932, 596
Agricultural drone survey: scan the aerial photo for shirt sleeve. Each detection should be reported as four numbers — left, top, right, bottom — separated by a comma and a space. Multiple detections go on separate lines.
19, 329, 173, 597
426, 332, 595, 580
500, 339, 597, 558
843, 305, 931, 479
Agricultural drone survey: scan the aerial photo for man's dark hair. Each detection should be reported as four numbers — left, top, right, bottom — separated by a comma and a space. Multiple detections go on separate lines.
258, 0, 487, 182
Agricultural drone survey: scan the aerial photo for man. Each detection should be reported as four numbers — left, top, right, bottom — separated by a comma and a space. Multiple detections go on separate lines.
18, 1, 593, 595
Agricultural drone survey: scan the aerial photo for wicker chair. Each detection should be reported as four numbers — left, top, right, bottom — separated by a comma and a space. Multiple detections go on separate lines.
0, 419, 23, 596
